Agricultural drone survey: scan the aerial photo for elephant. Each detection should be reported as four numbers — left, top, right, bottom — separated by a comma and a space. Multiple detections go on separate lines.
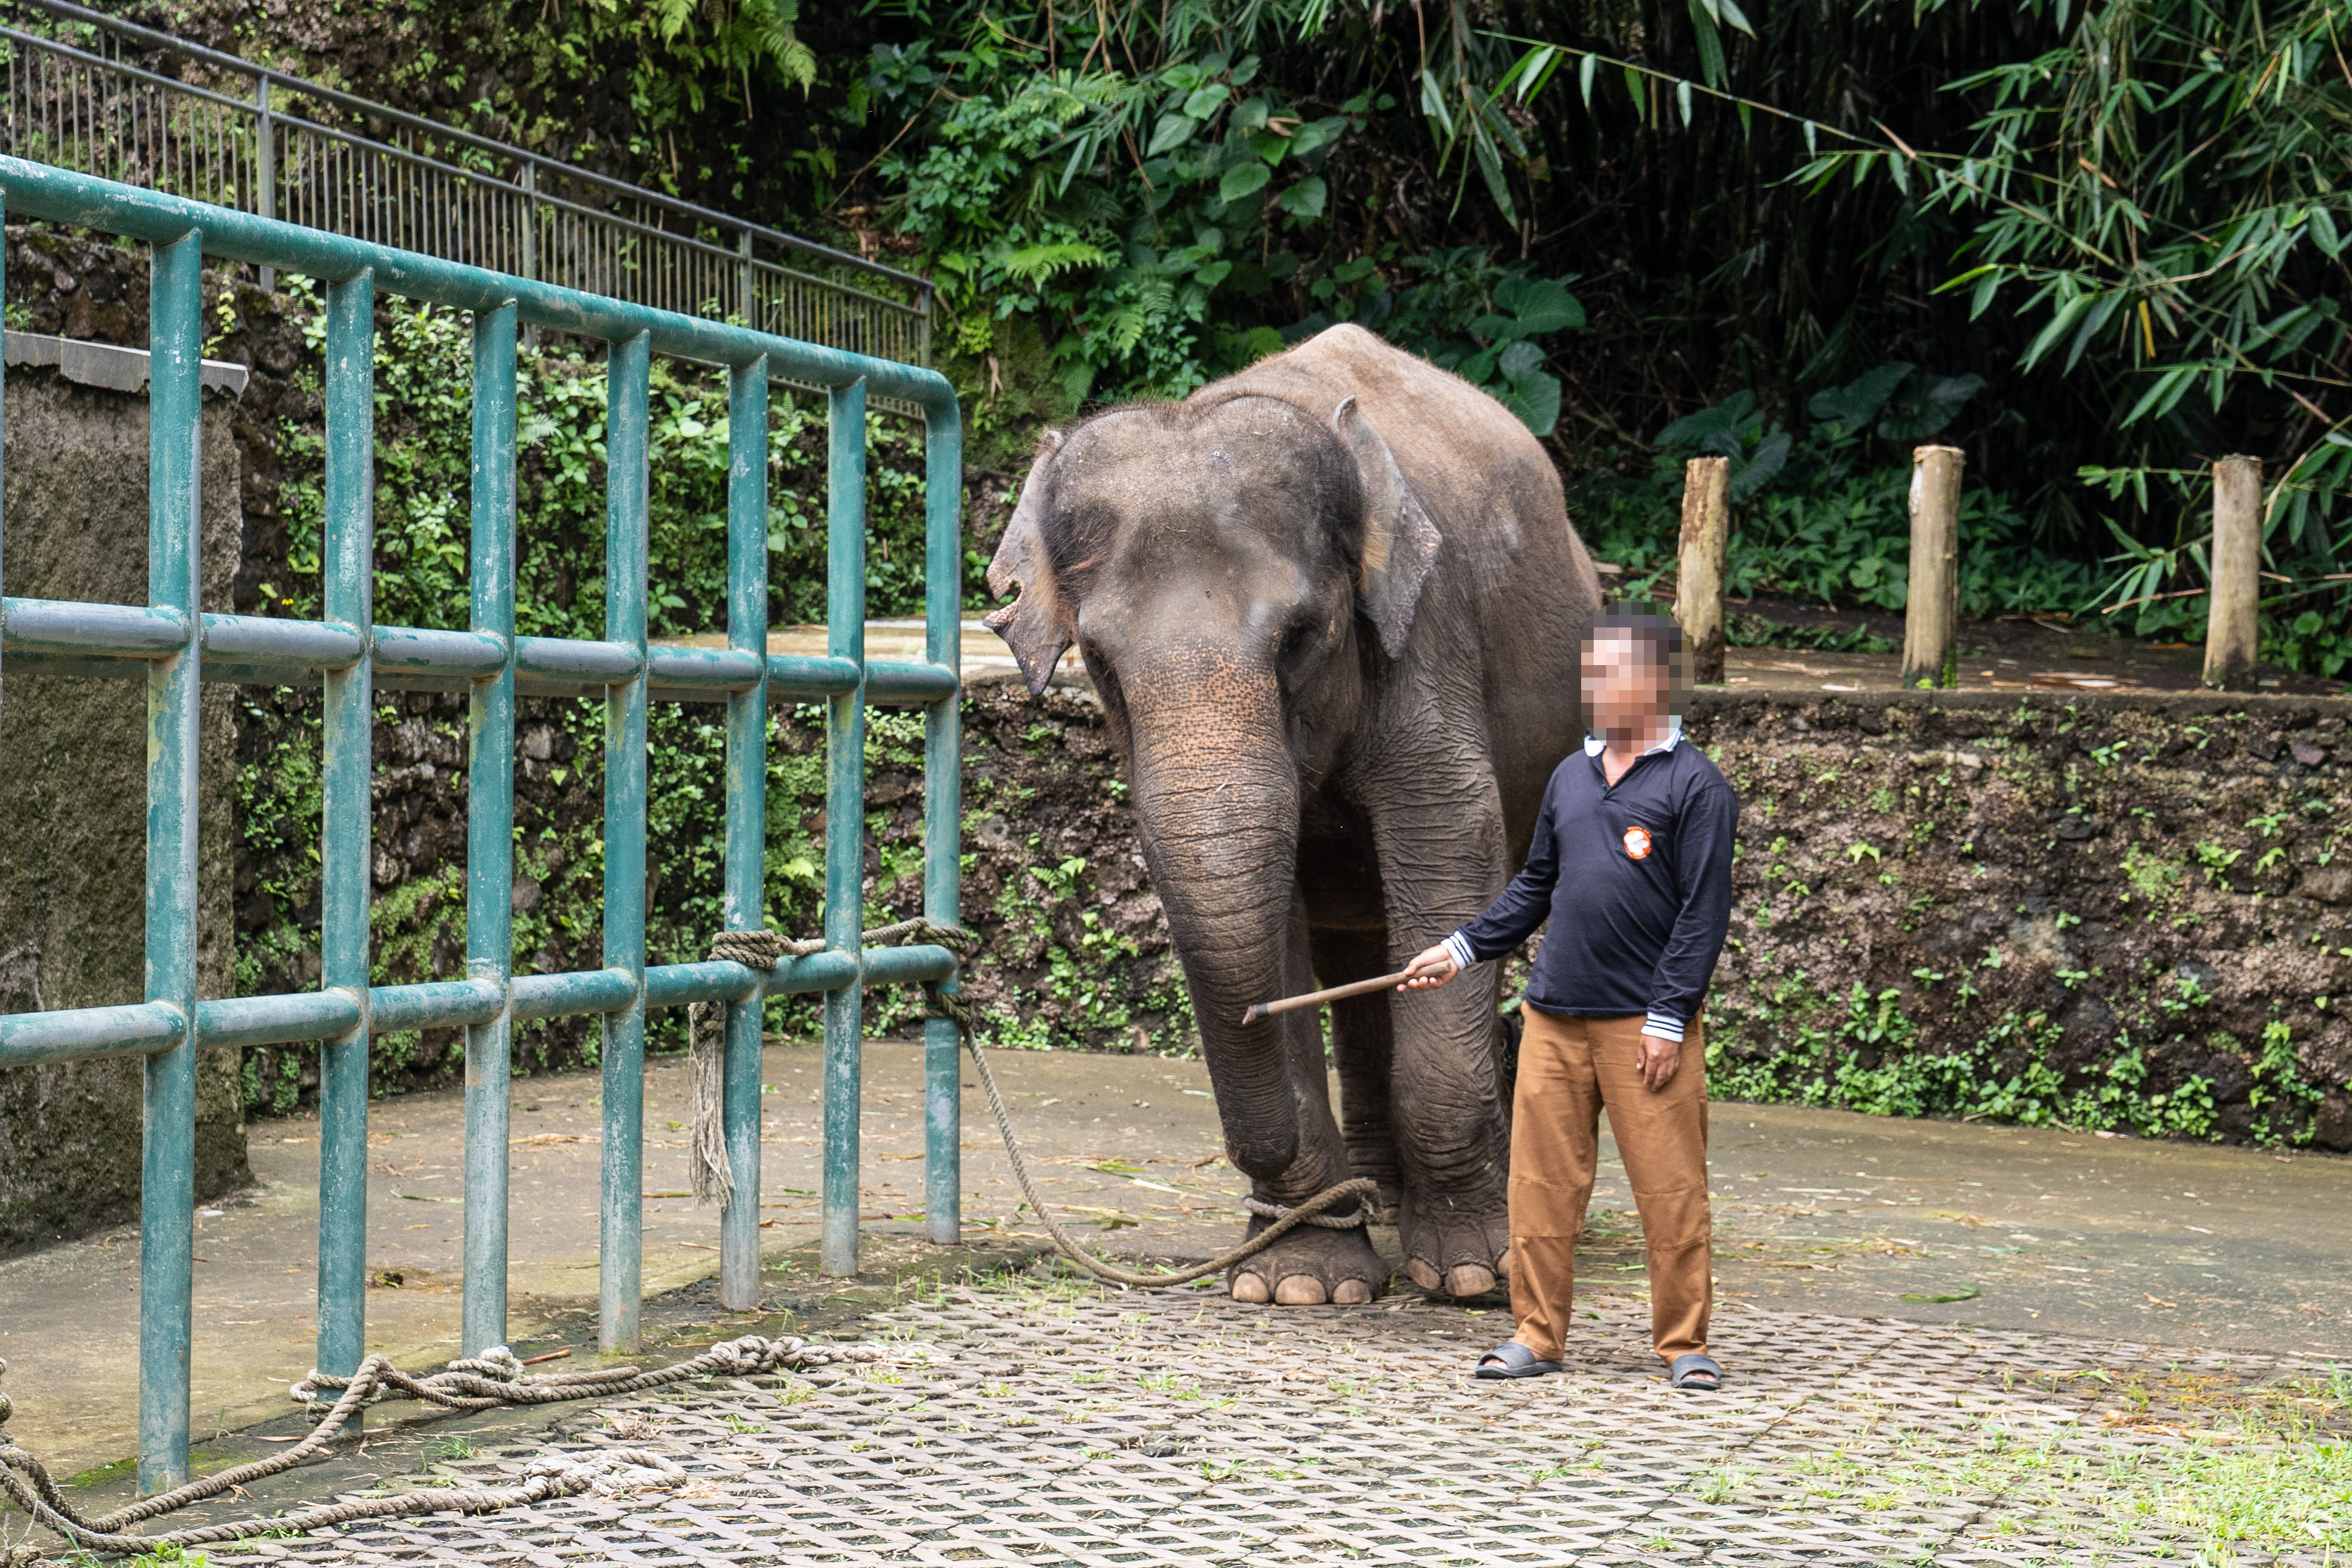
982, 323, 1603, 1304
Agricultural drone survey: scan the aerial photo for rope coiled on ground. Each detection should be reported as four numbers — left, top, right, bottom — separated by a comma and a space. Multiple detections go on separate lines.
0, 1336, 920, 1565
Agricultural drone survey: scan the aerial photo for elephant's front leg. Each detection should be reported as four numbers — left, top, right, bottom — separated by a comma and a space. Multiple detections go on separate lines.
1227, 894, 1389, 1306
1377, 797, 1515, 1298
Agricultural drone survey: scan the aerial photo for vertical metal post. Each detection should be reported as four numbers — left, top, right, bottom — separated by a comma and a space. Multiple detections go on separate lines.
139, 228, 204, 1494
719, 356, 770, 1309
2206, 455, 2264, 690
518, 164, 537, 351
737, 230, 755, 331
460, 302, 519, 1358
599, 332, 653, 1351
255, 74, 274, 293
922, 393, 964, 1246
315, 270, 376, 1380
820, 378, 868, 1278
519, 163, 538, 281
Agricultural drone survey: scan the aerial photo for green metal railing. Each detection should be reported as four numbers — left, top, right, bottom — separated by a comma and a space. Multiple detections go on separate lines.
0, 157, 964, 1494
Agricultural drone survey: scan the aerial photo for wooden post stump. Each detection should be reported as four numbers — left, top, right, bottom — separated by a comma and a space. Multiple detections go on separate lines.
1677, 456, 1729, 684
1901, 445, 1965, 689
2204, 455, 2263, 690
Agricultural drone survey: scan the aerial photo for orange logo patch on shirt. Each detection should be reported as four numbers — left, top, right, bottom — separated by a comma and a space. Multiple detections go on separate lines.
1622, 825, 1653, 860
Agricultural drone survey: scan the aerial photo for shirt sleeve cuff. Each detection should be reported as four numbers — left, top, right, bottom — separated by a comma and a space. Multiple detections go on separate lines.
1641, 1012, 1685, 1043
1442, 932, 1478, 973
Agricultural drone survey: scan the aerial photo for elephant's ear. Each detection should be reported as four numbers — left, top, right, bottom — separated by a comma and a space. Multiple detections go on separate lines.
982, 431, 1071, 697
1332, 396, 1441, 659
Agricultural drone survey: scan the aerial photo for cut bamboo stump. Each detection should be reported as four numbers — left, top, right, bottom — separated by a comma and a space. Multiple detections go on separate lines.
2205, 455, 2263, 690
1677, 456, 1730, 684
1901, 446, 1965, 689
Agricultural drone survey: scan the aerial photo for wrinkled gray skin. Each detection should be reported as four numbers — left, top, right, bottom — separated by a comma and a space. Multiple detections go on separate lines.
985, 324, 1601, 1304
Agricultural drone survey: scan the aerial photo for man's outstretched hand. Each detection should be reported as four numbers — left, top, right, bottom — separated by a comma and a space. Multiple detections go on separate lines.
1398, 945, 1460, 991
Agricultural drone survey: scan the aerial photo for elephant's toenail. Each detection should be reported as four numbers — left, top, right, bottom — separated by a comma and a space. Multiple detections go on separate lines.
1229, 1272, 1271, 1304
1272, 1275, 1328, 1305
1496, 1247, 1514, 1282
1404, 1258, 1443, 1291
1331, 1279, 1374, 1304
1446, 1264, 1497, 1297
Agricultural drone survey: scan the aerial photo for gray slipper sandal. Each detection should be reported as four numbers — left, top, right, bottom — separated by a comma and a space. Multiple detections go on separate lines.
1474, 1342, 1561, 1380
1669, 1353, 1724, 1392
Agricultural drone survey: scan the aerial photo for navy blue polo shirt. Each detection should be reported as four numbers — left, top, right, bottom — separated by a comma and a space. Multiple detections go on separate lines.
1442, 731, 1738, 1039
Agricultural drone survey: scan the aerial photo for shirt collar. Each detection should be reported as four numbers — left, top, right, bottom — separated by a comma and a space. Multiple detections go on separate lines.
1584, 718, 1682, 759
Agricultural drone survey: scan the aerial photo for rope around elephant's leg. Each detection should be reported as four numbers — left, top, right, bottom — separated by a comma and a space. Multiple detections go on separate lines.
930, 986, 1377, 1290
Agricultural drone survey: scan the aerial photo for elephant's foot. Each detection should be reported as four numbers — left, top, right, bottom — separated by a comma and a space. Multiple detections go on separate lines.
1399, 1190, 1511, 1300
1227, 1223, 1385, 1306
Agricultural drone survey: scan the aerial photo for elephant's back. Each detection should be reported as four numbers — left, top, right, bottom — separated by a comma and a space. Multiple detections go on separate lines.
1214, 326, 1582, 571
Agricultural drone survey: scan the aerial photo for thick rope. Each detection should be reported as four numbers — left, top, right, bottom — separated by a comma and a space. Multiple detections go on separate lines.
686, 920, 978, 1207
0, 922, 1379, 1561
945, 994, 1376, 1287
1243, 1195, 1369, 1229
688, 922, 1376, 1287
0, 1336, 919, 1566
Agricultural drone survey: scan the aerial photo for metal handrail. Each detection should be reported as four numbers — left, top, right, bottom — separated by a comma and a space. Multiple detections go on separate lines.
0, 0, 932, 379
11, 0, 927, 290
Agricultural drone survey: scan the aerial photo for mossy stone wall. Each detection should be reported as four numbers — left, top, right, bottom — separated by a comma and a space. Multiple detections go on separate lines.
1690, 689, 2351, 1149
0, 372, 250, 1254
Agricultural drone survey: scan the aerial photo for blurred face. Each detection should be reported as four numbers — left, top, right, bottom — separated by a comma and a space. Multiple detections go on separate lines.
1581, 629, 1677, 737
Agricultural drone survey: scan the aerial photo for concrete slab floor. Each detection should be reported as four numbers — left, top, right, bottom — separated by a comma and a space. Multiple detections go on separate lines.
1, 1040, 2344, 1487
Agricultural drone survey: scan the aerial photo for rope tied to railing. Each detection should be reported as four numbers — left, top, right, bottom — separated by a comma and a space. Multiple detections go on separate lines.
0, 1336, 926, 1565
684, 920, 981, 1209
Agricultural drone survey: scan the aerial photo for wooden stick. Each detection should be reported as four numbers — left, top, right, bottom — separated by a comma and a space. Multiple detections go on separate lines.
1241, 969, 1421, 1025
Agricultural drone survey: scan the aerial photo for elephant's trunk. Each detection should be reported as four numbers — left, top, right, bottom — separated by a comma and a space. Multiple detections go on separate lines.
1122, 667, 1302, 1175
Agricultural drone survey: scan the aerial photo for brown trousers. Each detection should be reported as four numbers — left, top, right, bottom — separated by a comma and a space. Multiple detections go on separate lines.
1506, 1008, 1711, 1364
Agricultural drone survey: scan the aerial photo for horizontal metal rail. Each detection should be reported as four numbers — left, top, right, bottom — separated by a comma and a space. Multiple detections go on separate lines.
0, 154, 964, 1496
0, 603, 956, 702
0, 945, 958, 1067
0, 0, 931, 396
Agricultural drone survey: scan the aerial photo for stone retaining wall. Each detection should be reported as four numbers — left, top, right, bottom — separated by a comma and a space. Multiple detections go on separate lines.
0, 373, 250, 1255
950, 681, 2352, 1151
1691, 688, 2352, 1149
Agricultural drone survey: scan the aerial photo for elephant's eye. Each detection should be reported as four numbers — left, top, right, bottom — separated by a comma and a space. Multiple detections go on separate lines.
1276, 621, 1316, 666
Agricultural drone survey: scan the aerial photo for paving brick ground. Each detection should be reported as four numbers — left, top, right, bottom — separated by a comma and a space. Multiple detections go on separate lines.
42, 1278, 2341, 1568
5, 1040, 2348, 1564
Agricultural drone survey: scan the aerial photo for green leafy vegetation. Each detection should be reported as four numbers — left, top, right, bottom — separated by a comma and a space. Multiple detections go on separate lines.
179, 0, 2352, 666
1708, 953, 2323, 1146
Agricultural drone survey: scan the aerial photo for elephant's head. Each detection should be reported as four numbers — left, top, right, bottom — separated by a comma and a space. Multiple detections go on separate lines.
983, 392, 1440, 1171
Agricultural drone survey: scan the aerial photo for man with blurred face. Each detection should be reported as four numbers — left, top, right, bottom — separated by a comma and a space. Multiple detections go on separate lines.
1402, 612, 1738, 1391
